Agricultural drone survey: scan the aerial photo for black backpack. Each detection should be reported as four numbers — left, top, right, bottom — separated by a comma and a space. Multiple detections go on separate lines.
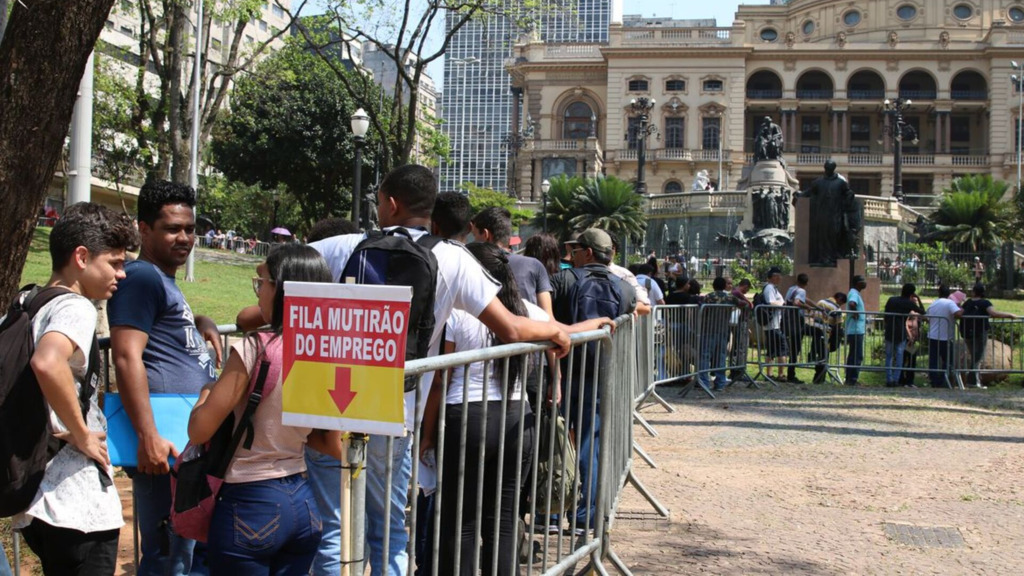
753, 290, 771, 327
0, 286, 101, 517
567, 267, 628, 325
340, 229, 442, 392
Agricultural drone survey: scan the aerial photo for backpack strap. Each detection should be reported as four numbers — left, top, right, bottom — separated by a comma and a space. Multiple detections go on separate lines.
211, 358, 271, 478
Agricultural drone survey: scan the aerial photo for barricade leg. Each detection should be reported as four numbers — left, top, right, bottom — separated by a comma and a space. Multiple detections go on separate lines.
632, 410, 658, 437
626, 470, 670, 517
632, 441, 657, 469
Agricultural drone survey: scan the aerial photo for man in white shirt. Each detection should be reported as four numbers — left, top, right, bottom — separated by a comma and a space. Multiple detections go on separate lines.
310, 165, 569, 576
634, 264, 665, 305
762, 267, 788, 381
926, 284, 963, 388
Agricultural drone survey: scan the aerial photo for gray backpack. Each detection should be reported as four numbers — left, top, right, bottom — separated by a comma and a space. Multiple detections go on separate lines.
533, 407, 578, 516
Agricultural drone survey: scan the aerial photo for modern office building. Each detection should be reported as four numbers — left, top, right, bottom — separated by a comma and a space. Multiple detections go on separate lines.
508, 0, 1022, 213
363, 43, 439, 165
439, 0, 616, 194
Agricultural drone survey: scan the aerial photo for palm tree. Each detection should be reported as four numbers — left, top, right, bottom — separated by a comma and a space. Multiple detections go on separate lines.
926, 174, 1013, 252
528, 174, 583, 241
569, 176, 647, 245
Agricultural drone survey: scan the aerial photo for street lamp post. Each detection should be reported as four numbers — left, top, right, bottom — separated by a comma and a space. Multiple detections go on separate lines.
503, 117, 535, 198
541, 178, 551, 234
628, 97, 657, 194
880, 97, 918, 203
1011, 61, 1024, 195
351, 108, 370, 229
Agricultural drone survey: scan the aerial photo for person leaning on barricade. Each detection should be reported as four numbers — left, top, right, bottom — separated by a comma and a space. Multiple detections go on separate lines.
783, 273, 820, 384
925, 284, 964, 388
699, 278, 745, 391
960, 283, 1017, 389
883, 284, 925, 388
309, 165, 571, 576
729, 278, 754, 381
760, 267, 788, 382
809, 292, 847, 384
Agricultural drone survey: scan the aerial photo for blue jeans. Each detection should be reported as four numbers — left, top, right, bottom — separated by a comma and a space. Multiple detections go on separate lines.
365, 434, 413, 576
564, 389, 600, 527
132, 471, 205, 576
884, 340, 906, 384
928, 338, 952, 387
208, 474, 321, 575
698, 332, 730, 390
845, 333, 864, 382
1, 538, 12, 576
304, 446, 341, 575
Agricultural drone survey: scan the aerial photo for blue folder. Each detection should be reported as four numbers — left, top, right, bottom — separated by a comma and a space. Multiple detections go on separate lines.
104, 393, 198, 467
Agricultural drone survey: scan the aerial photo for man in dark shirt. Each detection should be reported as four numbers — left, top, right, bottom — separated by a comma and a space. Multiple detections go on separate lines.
882, 283, 926, 387
961, 283, 1016, 388
729, 278, 753, 380
699, 278, 744, 391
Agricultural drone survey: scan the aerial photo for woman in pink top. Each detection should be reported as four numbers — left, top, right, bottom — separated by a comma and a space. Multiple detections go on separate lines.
188, 244, 341, 574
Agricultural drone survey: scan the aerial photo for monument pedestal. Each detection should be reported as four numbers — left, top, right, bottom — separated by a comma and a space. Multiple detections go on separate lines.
790, 195, 879, 310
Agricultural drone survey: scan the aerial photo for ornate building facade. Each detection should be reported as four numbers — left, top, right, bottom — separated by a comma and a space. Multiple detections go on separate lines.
509, 0, 1024, 212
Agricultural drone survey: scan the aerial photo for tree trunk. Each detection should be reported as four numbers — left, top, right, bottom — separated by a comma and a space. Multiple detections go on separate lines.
0, 0, 116, 306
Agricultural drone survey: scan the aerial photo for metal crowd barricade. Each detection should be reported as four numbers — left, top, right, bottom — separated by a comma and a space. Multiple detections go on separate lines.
748, 305, 1005, 389
384, 314, 642, 575
675, 303, 757, 399
631, 312, 675, 440
953, 315, 1024, 388
652, 304, 701, 388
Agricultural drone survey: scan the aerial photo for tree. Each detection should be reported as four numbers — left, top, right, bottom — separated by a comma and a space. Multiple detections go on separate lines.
110, 0, 303, 183
528, 174, 583, 241
93, 52, 153, 213
0, 0, 116, 306
291, 1, 536, 174
196, 175, 303, 239
570, 176, 647, 244
209, 44, 384, 224
463, 182, 532, 225
927, 174, 1013, 253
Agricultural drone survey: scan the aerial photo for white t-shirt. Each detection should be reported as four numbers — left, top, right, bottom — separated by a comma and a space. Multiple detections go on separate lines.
445, 300, 547, 404
927, 297, 961, 341
14, 294, 123, 532
609, 263, 650, 306
311, 227, 501, 430
635, 274, 664, 304
763, 282, 784, 330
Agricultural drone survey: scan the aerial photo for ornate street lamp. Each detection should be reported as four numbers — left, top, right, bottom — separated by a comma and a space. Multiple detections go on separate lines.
502, 117, 536, 197
350, 107, 370, 228
1011, 61, 1024, 196
879, 98, 918, 203
627, 97, 658, 194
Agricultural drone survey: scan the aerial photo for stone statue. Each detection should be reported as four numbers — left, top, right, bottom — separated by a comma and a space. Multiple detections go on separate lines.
795, 160, 862, 267
753, 116, 784, 163
751, 185, 791, 231
692, 169, 712, 191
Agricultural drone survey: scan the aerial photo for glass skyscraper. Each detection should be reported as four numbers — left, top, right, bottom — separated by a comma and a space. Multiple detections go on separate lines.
440, 0, 611, 194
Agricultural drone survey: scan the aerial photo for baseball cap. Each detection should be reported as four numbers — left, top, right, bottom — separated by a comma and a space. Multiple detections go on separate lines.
565, 229, 614, 255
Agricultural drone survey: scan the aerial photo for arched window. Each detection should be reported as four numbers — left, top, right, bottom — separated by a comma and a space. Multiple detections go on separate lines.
563, 102, 594, 139
664, 181, 683, 193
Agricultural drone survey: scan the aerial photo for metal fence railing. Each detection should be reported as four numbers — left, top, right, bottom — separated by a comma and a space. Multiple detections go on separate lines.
750, 305, 1024, 389
194, 235, 274, 257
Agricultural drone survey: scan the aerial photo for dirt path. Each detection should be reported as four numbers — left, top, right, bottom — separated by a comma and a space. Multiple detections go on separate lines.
610, 383, 1024, 575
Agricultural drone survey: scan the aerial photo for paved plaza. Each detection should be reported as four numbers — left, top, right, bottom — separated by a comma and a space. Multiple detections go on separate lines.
611, 383, 1024, 574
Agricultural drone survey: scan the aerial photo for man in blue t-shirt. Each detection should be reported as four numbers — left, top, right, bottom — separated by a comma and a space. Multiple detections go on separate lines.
108, 180, 223, 576
844, 275, 868, 386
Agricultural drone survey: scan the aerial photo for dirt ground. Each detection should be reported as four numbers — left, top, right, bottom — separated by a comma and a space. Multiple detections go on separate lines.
609, 382, 1024, 575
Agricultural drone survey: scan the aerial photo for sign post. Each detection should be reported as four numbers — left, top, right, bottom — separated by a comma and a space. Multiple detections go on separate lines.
281, 281, 411, 574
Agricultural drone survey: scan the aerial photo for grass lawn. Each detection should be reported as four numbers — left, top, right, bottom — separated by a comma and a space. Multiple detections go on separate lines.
19, 227, 258, 325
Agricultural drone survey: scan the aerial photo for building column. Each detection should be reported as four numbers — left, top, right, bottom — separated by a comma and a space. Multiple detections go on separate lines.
831, 111, 838, 152
883, 113, 891, 154
842, 111, 849, 151
944, 113, 952, 154
934, 112, 942, 154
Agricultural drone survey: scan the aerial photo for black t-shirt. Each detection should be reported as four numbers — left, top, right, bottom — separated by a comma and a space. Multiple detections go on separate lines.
665, 292, 701, 306
883, 296, 925, 343
960, 298, 992, 338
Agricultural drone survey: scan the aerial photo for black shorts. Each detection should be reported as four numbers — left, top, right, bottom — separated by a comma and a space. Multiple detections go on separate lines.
765, 328, 790, 358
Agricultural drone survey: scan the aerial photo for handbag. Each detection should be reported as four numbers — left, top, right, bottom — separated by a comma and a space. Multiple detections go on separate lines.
170, 355, 272, 543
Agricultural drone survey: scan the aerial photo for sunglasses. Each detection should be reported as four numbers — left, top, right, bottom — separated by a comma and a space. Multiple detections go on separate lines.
252, 276, 276, 296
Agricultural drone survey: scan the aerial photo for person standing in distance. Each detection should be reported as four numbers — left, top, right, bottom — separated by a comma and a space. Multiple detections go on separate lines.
844, 275, 868, 386
108, 180, 224, 576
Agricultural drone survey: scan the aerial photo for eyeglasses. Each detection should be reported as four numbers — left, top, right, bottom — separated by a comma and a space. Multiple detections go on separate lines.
252, 276, 276, 296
